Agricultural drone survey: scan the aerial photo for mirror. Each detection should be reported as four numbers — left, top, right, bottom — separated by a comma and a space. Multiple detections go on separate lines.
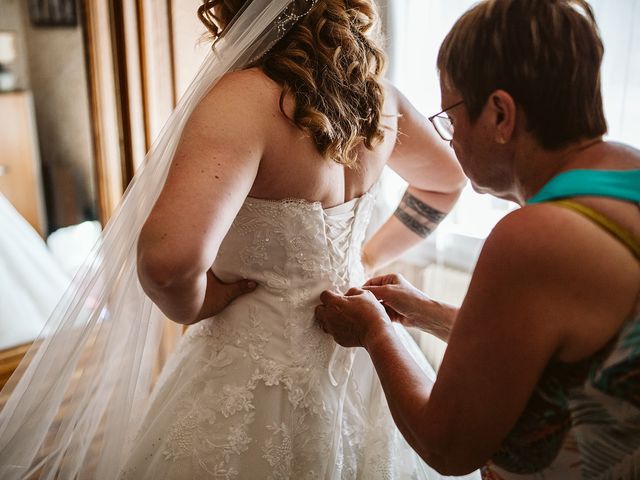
0, 0, 101, 353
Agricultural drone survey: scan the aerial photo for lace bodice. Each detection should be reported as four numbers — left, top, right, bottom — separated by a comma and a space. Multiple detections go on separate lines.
197, 184, 378, 375
214, 185, 377, 293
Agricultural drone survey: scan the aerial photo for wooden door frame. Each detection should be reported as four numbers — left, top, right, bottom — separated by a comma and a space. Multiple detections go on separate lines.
81, 0, 177, 224
81, 0, 124, 223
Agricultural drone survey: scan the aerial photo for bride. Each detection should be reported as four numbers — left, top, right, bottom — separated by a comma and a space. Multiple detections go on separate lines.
0, 1, 478, 478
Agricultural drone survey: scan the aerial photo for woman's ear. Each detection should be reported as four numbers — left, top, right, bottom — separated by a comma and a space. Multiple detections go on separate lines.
489, 90, 516, 145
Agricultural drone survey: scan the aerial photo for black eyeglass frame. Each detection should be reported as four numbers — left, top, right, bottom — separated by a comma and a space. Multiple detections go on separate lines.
428, 100, 465, 142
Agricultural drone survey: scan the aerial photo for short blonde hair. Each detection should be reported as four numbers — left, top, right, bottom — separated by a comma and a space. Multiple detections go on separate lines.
437, 0, 607, 150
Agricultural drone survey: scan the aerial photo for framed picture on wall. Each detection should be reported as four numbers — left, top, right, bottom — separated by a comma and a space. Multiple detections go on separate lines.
28, 0, 78, 27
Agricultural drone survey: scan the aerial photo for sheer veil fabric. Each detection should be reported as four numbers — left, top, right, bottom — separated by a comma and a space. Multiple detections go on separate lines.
0, 2, 319, 478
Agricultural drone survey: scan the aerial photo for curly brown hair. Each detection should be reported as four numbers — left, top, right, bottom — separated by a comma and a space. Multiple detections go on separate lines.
198, 0, 387, 166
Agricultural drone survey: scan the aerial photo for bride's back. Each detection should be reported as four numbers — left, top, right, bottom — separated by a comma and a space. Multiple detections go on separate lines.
199, 0, 393, 207
221, 67, 398, 208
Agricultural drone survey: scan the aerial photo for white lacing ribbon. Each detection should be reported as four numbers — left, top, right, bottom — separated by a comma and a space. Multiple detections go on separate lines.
322, 203, 361, 387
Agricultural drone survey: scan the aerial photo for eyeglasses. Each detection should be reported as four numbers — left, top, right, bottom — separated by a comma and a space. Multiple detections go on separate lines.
428, 100, 465, 142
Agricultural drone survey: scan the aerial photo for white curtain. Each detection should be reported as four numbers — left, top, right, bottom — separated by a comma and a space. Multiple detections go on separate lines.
590, 0, 640, 147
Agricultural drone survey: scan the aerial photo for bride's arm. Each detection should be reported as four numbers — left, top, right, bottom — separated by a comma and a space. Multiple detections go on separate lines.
137, 71, 268, 324
363, 85, 466, 273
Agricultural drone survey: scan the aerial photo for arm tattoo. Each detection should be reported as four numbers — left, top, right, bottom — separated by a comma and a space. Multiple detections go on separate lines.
394, 190, 447, 238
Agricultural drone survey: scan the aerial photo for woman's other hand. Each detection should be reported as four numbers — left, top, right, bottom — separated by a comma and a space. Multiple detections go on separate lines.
364, 273, 457, 341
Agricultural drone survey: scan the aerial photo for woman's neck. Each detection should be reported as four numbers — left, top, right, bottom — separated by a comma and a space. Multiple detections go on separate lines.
512, 137, 604, 205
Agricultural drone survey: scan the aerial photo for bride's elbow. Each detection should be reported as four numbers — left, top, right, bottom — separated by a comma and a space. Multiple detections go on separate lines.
137, 253, 173, 291
136, 244, 203, 292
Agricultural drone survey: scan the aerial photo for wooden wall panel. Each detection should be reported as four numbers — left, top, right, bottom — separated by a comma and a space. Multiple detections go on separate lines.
0, 92, 46, 236
82, 0, 125, 223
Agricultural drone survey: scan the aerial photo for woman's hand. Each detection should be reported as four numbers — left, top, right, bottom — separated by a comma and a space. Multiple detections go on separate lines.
315, 288, 393, 348
364, 273, 457, 341
363, 274, 429, 326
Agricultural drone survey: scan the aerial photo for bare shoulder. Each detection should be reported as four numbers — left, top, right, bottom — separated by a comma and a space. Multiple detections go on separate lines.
478, 204, 639, 359
482, 204, 577, 262
480, 202, 640, 309
215, 67, 280, 92
605, 141, 640, 165
387, 81, 436, 140
387, 81, 421, 121
198, 67, 283, 115
181, 67, 287, 150
473, 206, 576, 303
486, 203, 637, 264
482, 204, 637, 280
381, 79, 401, 116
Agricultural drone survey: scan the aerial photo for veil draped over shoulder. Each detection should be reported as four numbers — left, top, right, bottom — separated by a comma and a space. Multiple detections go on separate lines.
0, 2, 317, 478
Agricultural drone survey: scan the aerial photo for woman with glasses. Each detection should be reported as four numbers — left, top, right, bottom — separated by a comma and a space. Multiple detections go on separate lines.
317, 0, 640, 478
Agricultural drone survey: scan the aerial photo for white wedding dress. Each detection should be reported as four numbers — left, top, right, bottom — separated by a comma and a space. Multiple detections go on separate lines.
118, 184, 479, 479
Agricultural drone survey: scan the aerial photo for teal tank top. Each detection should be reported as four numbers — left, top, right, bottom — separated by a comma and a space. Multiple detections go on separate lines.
527, 169, 640, 205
